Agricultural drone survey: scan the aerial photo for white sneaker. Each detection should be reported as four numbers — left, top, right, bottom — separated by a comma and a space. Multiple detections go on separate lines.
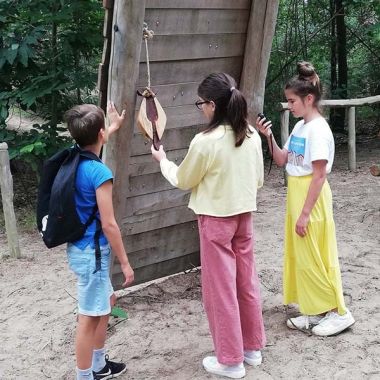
244, 350, 262, 366
202, 356, 245, 379
286, 315, 323, 330
312, 310, 355, 336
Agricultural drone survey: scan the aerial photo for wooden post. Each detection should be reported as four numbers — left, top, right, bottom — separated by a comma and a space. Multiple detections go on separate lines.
348, 106, 356, 170
240, 0, 279, 122
280, 110, 289, 185
0, 143, 21, 258
105, 0, 146, 224
98, 0, 115, 112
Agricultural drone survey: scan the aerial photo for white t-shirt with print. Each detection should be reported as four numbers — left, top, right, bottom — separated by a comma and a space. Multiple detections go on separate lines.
284, 117, 335, 176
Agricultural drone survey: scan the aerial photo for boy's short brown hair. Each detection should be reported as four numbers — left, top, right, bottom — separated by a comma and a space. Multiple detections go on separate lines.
64, 104, 105, 147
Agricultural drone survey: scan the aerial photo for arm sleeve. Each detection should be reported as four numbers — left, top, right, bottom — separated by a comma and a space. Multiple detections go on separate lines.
309, 128, 331, 163
256, 134, 264, 188
160, 139, 210, 191
284, 120, 303, 150
91, 161, 113, 190
160, 158, 179, 187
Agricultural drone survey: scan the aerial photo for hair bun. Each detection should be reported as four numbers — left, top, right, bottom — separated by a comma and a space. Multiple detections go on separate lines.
297, 61, 316, 78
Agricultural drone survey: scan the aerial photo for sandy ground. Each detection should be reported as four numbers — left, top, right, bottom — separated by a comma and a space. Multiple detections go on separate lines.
0, 138, 379, 380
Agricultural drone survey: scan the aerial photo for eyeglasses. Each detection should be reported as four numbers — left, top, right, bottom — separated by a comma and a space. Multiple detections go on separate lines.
195, 100, 210, 110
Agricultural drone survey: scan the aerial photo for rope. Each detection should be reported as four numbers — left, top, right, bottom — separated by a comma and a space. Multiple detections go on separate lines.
143, 22, 154, 89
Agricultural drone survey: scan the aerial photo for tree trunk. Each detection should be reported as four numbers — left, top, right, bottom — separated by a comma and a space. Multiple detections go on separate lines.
330, 0, 338, 130
331, 0, 348, 133
240, 0, 279, 121
50, 5, 59, 128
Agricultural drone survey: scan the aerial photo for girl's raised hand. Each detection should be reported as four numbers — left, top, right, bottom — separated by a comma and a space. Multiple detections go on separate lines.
256, 116, 273, 138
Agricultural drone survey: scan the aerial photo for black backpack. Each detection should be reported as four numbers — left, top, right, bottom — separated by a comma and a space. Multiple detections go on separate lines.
37, 144, 103, 272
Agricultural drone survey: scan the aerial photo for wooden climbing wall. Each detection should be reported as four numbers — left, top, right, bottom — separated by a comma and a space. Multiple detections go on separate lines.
101, 0, 279, 289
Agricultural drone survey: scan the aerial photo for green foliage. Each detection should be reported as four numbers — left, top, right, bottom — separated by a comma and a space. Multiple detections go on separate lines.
0, 123, 72, 172
0, 0, 103, 173
265, 0, 380, 132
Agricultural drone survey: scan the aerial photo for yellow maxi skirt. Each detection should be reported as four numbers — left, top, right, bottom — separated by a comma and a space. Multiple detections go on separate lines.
283, 175, 346, 315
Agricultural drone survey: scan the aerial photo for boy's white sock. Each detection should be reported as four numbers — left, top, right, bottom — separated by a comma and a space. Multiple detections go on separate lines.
76, 367, 93, 380
92, 347, 106, 372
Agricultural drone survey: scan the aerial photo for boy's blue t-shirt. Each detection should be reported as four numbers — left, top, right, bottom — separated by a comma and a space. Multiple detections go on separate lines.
72, 158, 113, 249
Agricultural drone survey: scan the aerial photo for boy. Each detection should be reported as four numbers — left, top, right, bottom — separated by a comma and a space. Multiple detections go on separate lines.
64, 102, 134, 380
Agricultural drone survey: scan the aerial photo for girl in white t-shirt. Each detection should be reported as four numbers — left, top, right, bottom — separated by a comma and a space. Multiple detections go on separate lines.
256, 61, 355, 336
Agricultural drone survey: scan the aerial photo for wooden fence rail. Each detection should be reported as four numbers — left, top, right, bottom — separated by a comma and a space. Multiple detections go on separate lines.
0, 143, 21, 258
280, 95, 380, 171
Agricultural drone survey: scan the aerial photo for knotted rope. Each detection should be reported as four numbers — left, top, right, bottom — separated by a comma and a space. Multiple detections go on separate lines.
143, 22, 154, 89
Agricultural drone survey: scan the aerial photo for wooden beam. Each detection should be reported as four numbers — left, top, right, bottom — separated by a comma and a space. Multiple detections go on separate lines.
144, 9, 249, 35
105, 0, 146, 224
112, 252, 200, 289
240, 0, 279, 123
131, 124, 204, 156
280, 95, 380, 110
137, 57, 243, 86
139, 33, 246, 62
145, 0, 250, 9
0, 143, 21, 258
122, 205, 196, 235
122, 221, 198, 253
98, 0, 115, 111
348, 106, 356, 170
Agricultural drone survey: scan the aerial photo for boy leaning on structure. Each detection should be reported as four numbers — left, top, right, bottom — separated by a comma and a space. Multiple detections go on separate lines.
64, 102, 134, 380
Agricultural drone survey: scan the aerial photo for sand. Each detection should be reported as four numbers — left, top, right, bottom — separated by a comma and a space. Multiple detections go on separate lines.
0, 138, 379, 380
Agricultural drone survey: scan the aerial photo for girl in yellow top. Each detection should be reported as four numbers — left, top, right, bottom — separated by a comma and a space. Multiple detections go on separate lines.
257, 61, 355, 336
152, 73, 266, 379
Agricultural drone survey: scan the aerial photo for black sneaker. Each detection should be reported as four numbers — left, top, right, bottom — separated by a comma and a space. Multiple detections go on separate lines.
93, 355, 127, 379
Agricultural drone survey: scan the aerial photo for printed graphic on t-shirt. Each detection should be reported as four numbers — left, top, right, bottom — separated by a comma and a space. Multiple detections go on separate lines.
288, 135, 306, 166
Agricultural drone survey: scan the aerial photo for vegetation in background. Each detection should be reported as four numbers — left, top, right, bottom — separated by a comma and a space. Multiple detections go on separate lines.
264, 0, 380, 135
0, 0, 103, 172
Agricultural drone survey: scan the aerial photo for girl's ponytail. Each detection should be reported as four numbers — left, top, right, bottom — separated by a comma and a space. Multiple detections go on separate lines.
198, 73, 249, 147
227, 87, 248, 147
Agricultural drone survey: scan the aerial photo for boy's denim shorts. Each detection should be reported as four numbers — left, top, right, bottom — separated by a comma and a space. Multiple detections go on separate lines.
67, 243, 114, 316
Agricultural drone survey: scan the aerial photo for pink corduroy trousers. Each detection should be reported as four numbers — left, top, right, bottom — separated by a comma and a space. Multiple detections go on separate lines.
198, 212, 266, 365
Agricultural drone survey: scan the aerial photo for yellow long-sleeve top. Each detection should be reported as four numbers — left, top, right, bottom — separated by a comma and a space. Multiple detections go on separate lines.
160, 124, 264, 216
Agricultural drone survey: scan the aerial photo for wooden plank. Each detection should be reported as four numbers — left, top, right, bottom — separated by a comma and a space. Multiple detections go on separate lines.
112, 252, 200, 289
105, 0, 146, 223
146, 0, 250, 9
103, 0, 114, 9
0, 143, 21, 258
116, 232, 199, 270
134, 103, 206, 132
97, 63, 108, 92
240, 0, 279, 123
127, 172, 174, 197
140, 34, 246, 62
137, 56, 243, 86
102, 6, 113, 38
128, 149, 188, 176
122, 205, 196, 235
130, 125, 204, 156
125, 188, 190, 217
115, 245, 199, 271
144, 9, 249, 35
135, 82, 199, 108
123, 221, 198, 252
280, 95, 380, 109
